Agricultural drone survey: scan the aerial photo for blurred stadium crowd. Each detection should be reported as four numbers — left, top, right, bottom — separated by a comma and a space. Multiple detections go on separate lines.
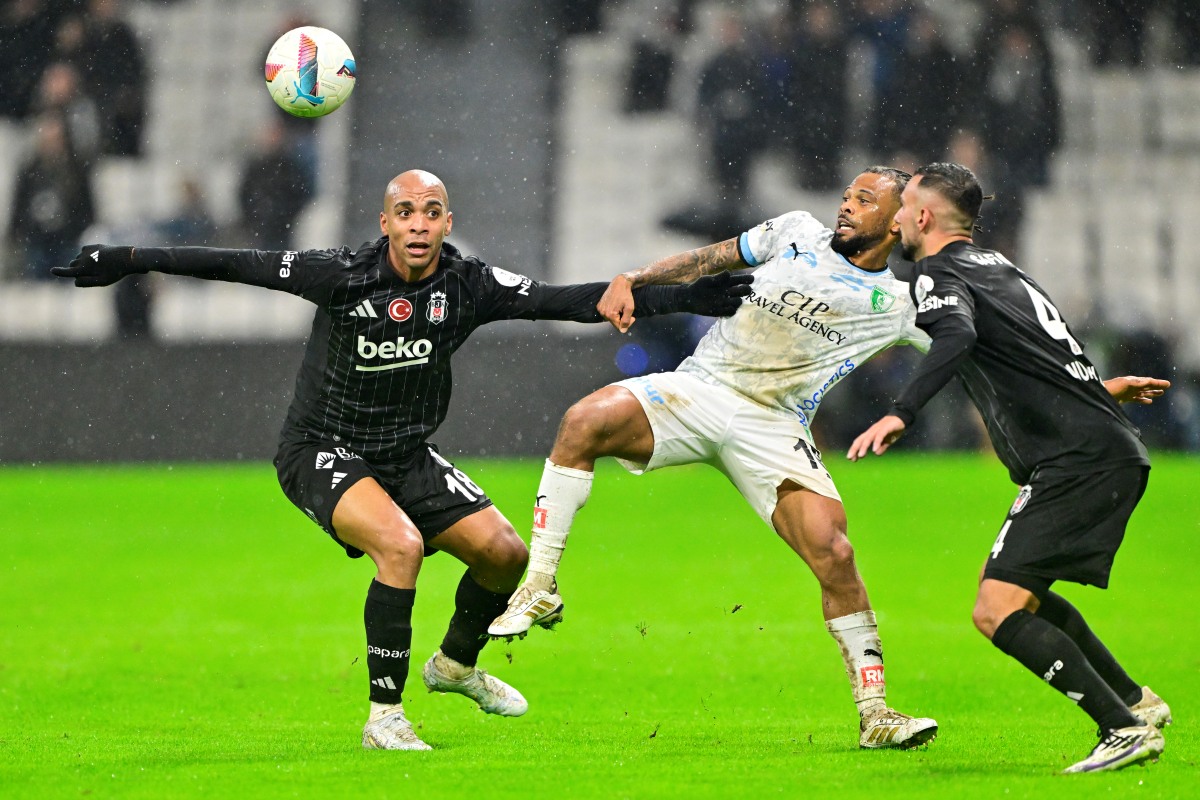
1, 0, 1197, 450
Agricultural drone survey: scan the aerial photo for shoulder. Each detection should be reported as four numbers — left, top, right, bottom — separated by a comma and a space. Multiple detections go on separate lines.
758, 210, 826, 239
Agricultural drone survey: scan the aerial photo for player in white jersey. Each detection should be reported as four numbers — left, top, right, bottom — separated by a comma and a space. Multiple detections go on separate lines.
490, 167, 939, 750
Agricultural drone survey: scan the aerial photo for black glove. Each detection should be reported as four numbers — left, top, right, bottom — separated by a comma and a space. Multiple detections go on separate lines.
682, 271, 754, 316
51, 245, 143, 287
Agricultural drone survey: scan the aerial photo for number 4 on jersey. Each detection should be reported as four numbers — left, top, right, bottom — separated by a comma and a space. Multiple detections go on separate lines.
1021, 279, 1082, 356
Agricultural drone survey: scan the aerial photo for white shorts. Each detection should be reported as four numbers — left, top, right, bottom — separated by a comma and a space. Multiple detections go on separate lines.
613, 371, 841, 526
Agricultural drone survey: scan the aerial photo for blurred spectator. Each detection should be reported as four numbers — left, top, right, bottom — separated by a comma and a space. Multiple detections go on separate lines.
53, 0, 147, 156
1167, 0, 1200, 64
82, 0, 147, 156
786, 0, 847, 191
945, 127, 1023, 259
623, 9, 679, 113
882, 8, 967, 165
695, 10, 766, 205
976, 20, 1060, 188
851, 0, 911, 154
156, 177, 218, 246
1086, 0, 1152, 66
31, 61, 102, 165
7, 111, 95, 280
238, 118, 314, 249
0, 0, 61, 120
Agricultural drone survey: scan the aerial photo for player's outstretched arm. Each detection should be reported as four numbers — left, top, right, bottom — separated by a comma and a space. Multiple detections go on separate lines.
1104, 376, 1171, 404
598, 237, 743, 332
846, 415, 908, 461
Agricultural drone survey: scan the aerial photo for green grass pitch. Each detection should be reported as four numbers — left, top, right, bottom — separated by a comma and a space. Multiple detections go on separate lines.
2, 454, 1196, 799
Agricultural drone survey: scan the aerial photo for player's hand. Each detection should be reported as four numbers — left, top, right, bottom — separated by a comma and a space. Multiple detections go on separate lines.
683, 271, 754, 317
846, 415, 907, 461
1104, 376, 1171, 404
598, 273, 638, 333
51, 245, 141, 287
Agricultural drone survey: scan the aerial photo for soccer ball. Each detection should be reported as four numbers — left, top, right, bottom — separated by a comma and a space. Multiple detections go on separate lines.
264, 26, 356, 118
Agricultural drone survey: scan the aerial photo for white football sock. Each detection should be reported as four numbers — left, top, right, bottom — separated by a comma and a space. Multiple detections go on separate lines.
369, 701, 405, 722
826, 610, 887, 718
526, 460, 593, 590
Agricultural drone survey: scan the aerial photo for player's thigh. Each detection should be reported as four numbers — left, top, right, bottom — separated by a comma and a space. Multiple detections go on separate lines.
609, 372, 732, 474
275, 440, 408, 559
428, 504, 527, 591
554, 384, 656, 465
712, 401, 842, 529
332, 477, 425, 564
770, 482, 850, 568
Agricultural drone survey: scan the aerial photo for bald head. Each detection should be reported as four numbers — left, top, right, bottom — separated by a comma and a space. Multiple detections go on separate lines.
383, 169, 449, 212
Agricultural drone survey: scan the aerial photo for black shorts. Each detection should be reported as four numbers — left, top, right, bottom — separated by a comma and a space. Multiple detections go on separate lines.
982, 465, 1149, 596
274, 440, 494, 558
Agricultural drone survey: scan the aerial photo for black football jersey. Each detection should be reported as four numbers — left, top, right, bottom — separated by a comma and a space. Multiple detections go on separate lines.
137, 238, 631, 462
897, 240, 1148, 484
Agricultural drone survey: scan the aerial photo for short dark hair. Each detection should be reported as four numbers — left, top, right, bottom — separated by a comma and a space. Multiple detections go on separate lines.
914, 162, 983, 227
862, 165, 912, 202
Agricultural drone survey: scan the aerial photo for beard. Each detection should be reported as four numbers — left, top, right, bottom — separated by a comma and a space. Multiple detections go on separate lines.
830, 230, 871, 257
900, 240, 918, 261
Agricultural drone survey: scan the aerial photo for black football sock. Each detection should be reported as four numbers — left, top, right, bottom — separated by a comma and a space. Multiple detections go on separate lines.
992, 609, 1141, 732
364, 579, 415, 704
1036, 592, 1143, 706
439, 571, 510, 667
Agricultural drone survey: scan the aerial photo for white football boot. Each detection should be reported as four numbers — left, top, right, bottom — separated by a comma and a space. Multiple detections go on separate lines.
859, 707, 938, 749
362, 706, 431, 751
422, 650, 528, 716
1130, 686, 1172, 729
1062, 724, 1163, 774
487, 582, 564, 640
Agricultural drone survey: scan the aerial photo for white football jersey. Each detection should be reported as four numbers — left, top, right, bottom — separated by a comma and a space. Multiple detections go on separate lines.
677, 210, 929, 429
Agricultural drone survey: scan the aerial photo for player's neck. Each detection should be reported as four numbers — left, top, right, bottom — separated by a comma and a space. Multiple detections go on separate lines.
848, 243, 894, 273
387, 254, 440, 283
918, 233, 972, 260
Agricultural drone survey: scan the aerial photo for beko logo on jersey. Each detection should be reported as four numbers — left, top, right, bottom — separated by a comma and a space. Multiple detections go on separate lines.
355, 335, 433, 371
279, 251, 297, 278
917, 295, 958, 313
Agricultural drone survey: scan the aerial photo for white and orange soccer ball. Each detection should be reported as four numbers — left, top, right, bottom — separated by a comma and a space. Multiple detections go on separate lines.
264, 26, 356, 118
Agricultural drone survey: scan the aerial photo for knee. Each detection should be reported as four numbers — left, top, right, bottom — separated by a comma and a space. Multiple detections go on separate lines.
557, 399, 607, 455
811, 531, 858, 583
372, 528, 426, 573
490, 523, 529, 576
971, 596, 1004, 640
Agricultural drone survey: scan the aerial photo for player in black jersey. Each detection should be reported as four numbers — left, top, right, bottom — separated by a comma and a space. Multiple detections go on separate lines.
847, 163, 1172, 773
53, 169, 751, 751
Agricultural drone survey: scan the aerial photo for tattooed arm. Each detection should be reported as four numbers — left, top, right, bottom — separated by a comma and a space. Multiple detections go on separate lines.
597, 237, 745, 333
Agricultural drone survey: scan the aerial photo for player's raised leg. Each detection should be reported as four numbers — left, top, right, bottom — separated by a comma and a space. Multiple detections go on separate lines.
331, 478, 431, 751
772, 482, 937, 749
422, 506, 530, 715
489, 385, 655, 639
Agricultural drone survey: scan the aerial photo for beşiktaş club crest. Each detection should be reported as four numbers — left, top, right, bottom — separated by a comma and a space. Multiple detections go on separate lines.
1010, 485, 1033, 516
426, 291, 448, 324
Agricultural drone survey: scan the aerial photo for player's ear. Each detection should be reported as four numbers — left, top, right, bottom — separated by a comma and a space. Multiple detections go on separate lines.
379, 211, 387, 235
444, 211, 453, 236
